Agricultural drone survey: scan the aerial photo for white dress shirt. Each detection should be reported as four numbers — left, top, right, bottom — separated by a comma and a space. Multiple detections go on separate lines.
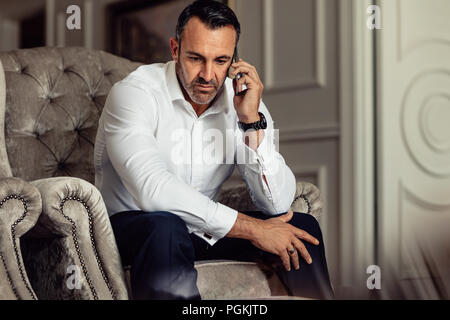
94, 61, 296, 245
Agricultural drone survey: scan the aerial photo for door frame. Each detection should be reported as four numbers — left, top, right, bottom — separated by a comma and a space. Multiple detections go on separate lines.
338, 0, 377, 299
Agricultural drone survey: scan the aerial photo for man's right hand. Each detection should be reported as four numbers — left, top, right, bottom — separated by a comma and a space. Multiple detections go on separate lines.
226, 210, 320, 271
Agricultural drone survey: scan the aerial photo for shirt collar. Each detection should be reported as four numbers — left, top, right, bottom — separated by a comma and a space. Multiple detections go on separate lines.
166, 60, 229, 117
166, 61, 185, 102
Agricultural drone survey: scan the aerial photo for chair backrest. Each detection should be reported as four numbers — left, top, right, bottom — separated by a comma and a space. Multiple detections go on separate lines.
0, 47, 142, 183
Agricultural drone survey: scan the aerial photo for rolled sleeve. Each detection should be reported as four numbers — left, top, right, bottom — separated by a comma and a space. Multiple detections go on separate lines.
235, 102, 296, 215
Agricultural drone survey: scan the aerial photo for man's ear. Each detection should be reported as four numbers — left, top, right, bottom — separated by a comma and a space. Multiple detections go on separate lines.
170, 37, 180, 62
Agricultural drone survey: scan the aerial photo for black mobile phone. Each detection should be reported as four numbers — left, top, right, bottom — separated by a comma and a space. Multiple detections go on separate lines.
228, 50, 248, 96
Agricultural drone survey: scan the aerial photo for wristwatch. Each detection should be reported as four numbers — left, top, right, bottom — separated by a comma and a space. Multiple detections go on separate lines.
238, 112, 267, 132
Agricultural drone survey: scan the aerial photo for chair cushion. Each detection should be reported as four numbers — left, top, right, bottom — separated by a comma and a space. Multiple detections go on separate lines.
195, 260, 272, 299
123, 260, 289, 299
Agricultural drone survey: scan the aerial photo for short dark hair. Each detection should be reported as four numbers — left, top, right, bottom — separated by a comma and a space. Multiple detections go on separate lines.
176, 0, 241, 50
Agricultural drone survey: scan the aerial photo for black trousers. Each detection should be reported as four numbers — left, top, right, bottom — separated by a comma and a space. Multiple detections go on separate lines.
110, 210, 334, 300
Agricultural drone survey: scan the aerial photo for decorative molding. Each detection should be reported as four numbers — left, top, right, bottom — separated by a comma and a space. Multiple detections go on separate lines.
84, 0, 94, 49
400, 69, 450, 177
262, 0, 326, 91
419, 94, 450, 153
262, 0, 274, 89
397, 0, 450, 61
338, 0, 375, 298
56, 12, 65, 47
45, 0, 56, 47
279, 123, 339, 143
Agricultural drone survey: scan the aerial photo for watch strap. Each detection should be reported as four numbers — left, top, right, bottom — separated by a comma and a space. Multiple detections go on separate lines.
238, 112, 267, 132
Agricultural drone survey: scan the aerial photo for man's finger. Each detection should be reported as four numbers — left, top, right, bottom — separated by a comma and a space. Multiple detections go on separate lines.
279, 250, 291, 271
292, 227, 319, 245
293, 237, 312, 265
235, 73, 249, 93
229, 65, 259, 82
287, 246, 300, 270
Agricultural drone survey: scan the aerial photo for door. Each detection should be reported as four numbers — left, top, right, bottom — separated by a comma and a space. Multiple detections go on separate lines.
377, 0, 450, 299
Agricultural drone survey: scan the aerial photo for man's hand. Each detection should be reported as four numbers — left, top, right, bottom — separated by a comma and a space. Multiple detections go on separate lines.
226, 210, 319, 271
229, 59, 264, 123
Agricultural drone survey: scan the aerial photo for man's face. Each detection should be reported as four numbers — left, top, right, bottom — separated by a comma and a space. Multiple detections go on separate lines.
170, 17, 236, 106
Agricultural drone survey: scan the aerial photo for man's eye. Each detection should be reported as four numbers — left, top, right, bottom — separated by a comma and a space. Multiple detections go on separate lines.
189, 57, 200, 62
217, 60, 226, 65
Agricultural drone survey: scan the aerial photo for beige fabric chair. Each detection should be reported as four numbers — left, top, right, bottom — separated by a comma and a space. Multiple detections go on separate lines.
0, 47, 323, 300
0, 177, 42, 300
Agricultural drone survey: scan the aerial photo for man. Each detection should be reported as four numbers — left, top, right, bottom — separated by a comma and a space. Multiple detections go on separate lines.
94, 0, 333, 300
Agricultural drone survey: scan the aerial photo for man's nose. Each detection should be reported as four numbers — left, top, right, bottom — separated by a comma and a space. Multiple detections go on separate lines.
199, 62, 213, 82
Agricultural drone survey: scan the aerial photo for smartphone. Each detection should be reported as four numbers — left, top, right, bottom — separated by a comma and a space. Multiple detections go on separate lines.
228, 49, 248, 96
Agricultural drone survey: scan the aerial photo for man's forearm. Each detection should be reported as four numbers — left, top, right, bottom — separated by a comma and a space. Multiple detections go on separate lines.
225, 212, 261, 240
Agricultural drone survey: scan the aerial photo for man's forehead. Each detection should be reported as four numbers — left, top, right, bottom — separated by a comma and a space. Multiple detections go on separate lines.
181, 17, 236, 52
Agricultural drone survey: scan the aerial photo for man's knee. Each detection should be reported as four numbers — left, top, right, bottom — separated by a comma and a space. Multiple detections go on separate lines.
290, 212, 322, 239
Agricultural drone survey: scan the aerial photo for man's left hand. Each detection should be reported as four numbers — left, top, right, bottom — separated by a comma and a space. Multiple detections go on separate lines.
230, 59, 264, 123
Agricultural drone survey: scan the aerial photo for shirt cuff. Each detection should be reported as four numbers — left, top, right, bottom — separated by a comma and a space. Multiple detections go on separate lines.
192, 202, 238, 246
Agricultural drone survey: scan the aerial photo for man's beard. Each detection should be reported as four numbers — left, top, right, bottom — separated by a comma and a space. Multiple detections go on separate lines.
176, 61, 224, 105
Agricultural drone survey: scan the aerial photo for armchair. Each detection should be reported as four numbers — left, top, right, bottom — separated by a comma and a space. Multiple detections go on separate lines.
0, 177, 42, 300
0, 47, 323, 300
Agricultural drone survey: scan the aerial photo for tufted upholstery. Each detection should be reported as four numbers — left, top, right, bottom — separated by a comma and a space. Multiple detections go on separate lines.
0, 47, 142, 300
0, 47, 142, 183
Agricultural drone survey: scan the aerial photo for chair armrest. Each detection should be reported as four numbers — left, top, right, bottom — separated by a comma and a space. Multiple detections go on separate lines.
216, 181, 323, 221
290, 181, 322, 222
0, 177, 41, 300
26, 177, 128, 300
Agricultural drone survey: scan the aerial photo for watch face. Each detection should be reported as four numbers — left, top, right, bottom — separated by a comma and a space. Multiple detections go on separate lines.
238, 112, 267, 131
259, 112, 267, 128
